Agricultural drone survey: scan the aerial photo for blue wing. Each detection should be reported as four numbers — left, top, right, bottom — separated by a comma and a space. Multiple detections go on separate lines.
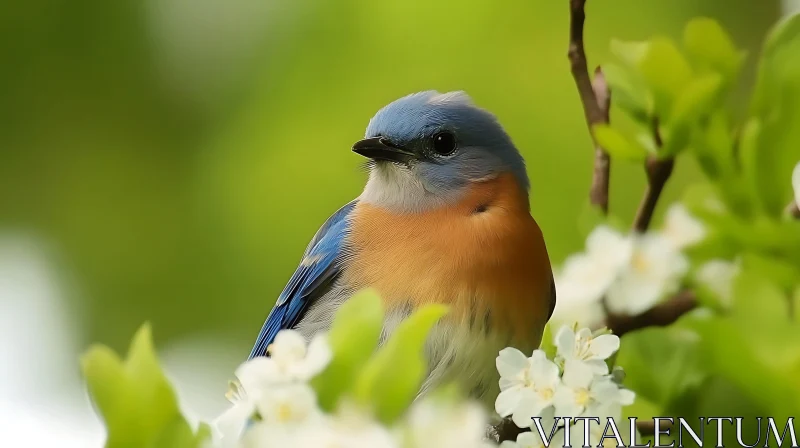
248, 200, 357, 359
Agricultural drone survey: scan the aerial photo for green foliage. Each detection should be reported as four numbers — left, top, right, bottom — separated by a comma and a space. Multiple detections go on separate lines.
311, 287, 450, 423
353, 303, 449, 423
83, 290, 452, 446
601, 18, 744, 159
312, 288, 384, 411
607, 14, 800, 442
538, 323, 557, 359
81, 324, 211, 448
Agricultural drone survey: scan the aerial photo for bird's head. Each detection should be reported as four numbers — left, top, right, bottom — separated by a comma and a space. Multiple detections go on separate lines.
353, 91, 528, 212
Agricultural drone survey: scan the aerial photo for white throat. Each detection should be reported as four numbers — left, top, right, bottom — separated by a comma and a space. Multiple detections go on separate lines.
359, 162, 462, 213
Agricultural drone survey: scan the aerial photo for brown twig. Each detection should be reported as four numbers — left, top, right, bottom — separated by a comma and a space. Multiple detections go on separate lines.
606, 291, 697, 337
632, 121, 675, 232
568, 0, 612, 214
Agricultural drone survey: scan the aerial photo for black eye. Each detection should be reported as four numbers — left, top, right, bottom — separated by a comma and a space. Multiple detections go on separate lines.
431, 131, 457, 156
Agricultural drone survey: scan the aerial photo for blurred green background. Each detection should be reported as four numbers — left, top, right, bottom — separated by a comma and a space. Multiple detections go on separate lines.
0, 0, 783, 434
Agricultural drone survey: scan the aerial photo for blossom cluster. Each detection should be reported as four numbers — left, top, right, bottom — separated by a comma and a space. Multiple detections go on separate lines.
214, 323, 636, 448
551, 203, 737, 328
214, 329, 493, 448
495, 326, 634, 448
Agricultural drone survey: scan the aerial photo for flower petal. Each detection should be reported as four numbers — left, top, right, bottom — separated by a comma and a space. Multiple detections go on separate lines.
495, 389, 521, 418
235, 357, 277, 392
561, 360, 594, 389
497, 347, 529, 377
584, 359, 610, 375
303, 334, 333, 378
511, 388, 539, 428
588, 334, 620, 360
270, 329, 307, 361
554, 326, 576, 360
529, 357, 560, 388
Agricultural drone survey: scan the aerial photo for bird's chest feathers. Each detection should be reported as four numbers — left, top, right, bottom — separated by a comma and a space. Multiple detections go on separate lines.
344, 173, 551, 336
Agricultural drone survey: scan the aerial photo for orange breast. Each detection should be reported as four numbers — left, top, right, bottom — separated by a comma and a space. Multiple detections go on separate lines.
343, 173, 553, 342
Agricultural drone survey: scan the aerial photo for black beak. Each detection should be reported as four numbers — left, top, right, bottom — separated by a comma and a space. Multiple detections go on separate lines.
352, 137, 415, 163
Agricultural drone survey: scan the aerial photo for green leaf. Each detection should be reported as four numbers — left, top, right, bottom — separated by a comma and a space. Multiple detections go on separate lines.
639, 37, 693, 117
683, 17, 744, 80
615, 327, 706, 415
690, 315, 800, 419
592, 124, 648, 161
602, 62, 652, 123
740, 252, 800, 293
669, 73, 723, 127
312, 288, 384, 411
751, 13, 800, 116
689, 111, 736, 183
539, 323, 557, 359
737, 117, 768, 214
353, 303, 449, 423
610, 39, 650, 68
81, 323, 210, 448
729, 268, 788, 322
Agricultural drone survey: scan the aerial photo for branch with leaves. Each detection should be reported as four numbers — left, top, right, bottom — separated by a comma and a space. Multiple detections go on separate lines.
566, 0, 698, 336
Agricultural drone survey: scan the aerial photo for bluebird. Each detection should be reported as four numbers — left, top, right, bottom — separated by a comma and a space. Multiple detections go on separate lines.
249, 91, 555, 407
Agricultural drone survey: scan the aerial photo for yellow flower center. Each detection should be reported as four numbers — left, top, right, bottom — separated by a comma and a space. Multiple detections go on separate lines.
575, 388, 591, 406
631, 250, 649, 273
539, 388, 554, 401
276, 402, 296, 422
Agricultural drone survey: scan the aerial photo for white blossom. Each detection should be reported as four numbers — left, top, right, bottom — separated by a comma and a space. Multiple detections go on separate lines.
551, 226, 633, 327
567, 402, 639, 448
261, 330, 332, 383
495, 349, 561, 428
695, 259, 739, 307
661, 203, 706, 249
554, 326, 619, 375
255, 383, 320, 427
213, 330, 332, 445
606, 233, 689, 315
406, 399, 488, 448
499, 430, 550, 448
553, 361, 634, 418
551, 270, 606, 330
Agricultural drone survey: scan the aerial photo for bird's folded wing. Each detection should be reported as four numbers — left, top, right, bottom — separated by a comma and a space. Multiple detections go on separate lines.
248, 200, 357, 359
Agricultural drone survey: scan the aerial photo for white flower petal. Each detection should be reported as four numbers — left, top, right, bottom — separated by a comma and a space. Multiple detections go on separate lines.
511, 388, 539, 428
561, 360, 594, 389
696, 259, 739, 306
255, 383, 319, 426
528, 350, 559, 385
497, 347, 529, 377
495, 389, 521, 417
554, 326, 576, 359
584, 359, 611, 375
552, 386, 581, 417
516, 431, 546, 448
213, 400, 256, 447
588, 334, 620, 360
234, 357, 278, 393
303, 334, 333, 379
663, 204, 706, 249
617, 388, 636, 406
270, 329, 307, 361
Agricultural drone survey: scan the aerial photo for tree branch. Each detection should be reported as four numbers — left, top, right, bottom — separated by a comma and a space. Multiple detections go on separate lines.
568, 0, 612, 214
632, 122, 674, 232
606, 290, 697, 337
